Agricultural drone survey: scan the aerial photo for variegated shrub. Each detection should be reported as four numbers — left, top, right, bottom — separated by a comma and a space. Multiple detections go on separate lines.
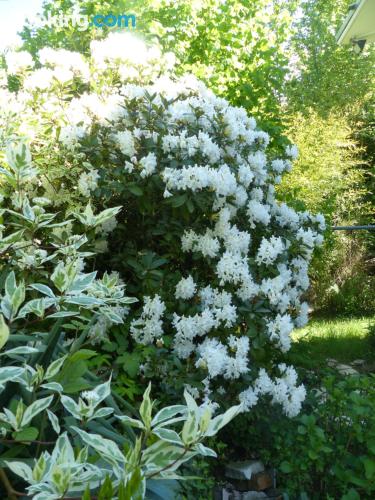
0, 144, 241, 499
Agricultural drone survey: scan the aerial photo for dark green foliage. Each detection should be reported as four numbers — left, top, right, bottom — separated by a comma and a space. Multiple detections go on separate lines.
221, 374, 375, 498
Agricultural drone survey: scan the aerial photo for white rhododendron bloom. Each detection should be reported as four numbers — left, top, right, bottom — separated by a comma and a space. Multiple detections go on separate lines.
130, 295, 166, 345
5, 50, 33, 74
3, 33, 326, 418
175, 276, 196, 299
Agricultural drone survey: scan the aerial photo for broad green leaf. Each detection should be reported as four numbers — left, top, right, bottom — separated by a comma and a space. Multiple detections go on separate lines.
13, 427, 39, 441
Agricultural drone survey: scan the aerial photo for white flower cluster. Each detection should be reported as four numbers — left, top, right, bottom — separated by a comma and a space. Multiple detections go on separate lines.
78, 170, 100, 197
175, 276, 196, 299
130, 295, 166, 345
172, 286, 237, 359
5, 50, 33, 75
239, 364, 306, 417
196, 335, 250, 379
7, 33, 326, 417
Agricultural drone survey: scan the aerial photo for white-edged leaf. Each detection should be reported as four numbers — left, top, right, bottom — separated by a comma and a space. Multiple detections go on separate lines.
90, 378, 111, 407
29, 283, 56, 298
152, 427, 183, 445
151, 405, 187, 428
47, 410, 60, 434
71, 426, 125, 464
0, 346, 39, 356
91, 407, 114, 420
65, 296, 104, 306
4, 461, 33, 482
194, 442, 217, 457
0, 366, 24, 385
117, 415, 145, 430
40, 382, 63, 393
61, 395, 81, 419
183, 390, 199, 415
47, 311, 79, 318
45, 355, 67, 380
205, 404, 242, 437
68, 272, 97, 293
22, 395, 54, 427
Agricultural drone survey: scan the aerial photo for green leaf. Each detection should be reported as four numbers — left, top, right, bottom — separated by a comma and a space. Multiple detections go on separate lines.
128, 185, 143, 196
362, 457, 375, 480
280, 461, 293, 473
98, 475, 114, 500
82, 485, 92, 500
341, 489, 360, 500
13, 427, 39, 442
122, 467, 145, 500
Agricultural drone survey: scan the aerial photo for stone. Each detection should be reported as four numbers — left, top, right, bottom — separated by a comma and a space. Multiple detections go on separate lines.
352, 359, 366, 366
241, 492, 267, 500
248, 472, 273, 491
225, 460, 265, 480
327, 358, 337, 367
335, 363, 359, 376
264, 488, 283, 499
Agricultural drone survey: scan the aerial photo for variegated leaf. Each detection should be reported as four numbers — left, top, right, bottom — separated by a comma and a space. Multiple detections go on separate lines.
22, 395, 54, 427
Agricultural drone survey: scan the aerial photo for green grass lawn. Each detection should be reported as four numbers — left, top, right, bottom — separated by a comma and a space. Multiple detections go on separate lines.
288, 316, 375, 369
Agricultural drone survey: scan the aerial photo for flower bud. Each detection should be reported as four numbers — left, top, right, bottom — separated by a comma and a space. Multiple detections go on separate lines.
0, 314, 9, 349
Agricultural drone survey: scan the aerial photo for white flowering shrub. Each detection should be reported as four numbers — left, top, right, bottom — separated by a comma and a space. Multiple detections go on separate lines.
0, 143, 240, 498
0, 33, 325, 418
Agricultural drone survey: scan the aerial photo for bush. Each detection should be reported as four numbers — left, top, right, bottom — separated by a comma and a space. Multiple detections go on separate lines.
1, 34, 326, 416
226, 373, 375, 499
275, 375, 375, 499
